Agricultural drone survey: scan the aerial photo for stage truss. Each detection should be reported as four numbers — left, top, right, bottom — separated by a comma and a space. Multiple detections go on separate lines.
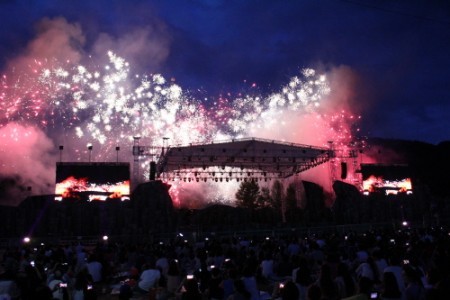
135, 137, 333, 182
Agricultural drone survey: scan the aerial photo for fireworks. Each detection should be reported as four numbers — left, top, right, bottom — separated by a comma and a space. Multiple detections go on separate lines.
0, 51, 362, 206
1, 52, 344, 148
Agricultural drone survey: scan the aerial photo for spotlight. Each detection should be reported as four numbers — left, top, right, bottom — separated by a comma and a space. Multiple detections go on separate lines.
87, 143, 93, 162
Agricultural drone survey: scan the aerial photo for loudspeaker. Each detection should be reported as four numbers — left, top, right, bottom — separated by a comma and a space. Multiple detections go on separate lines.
340, 162, 347, 179
149, 161, 156, 181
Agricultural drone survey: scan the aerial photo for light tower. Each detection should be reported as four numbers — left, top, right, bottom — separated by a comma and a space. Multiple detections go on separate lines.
87, 143, 93, 163
132, 136, 142, 184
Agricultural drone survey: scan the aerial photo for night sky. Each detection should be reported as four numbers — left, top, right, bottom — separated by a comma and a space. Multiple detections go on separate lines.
1, 0, 449, 144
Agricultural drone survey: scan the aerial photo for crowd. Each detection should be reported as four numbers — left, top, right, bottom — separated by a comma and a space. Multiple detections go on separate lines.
1, 225, 450, 300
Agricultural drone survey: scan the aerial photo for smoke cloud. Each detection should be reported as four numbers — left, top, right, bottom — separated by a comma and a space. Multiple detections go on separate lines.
0, 123, 56, 205
0, 16, 173, 205
0, 16, 369, 208
92, 23, 172, 72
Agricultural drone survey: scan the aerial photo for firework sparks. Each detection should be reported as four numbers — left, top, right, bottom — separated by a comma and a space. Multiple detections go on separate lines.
0, 51, 362, 206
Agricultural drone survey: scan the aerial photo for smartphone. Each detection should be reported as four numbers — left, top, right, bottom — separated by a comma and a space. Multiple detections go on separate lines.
187, 275, 194, 280
60, 283, 67, 288
279, 283, 284, 289
370, 292, 378, 299
87, 285, 93, 290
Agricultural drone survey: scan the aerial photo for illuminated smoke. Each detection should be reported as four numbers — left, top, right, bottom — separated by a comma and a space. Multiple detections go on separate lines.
0, 123, 56, 205
0, 18, 363, 207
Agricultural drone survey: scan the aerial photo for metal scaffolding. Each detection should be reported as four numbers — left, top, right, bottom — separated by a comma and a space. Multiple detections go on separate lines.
151, 137, 332, 182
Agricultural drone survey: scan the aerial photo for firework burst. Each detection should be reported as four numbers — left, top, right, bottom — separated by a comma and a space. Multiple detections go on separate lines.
0, 51, 362, 206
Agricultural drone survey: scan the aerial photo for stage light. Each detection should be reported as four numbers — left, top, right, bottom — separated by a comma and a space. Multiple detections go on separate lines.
59, 145, 64, 162
87, 143, 93, 162
115, 146, 120, 162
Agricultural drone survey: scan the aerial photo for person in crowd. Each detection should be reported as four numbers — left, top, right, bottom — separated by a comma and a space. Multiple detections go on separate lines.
316, 263, 339, 300
205, 267, 224, 300
306, 284, 322, 300
294, 257, 313, 300
0, 262, 20, 299
47, 268, 69, 300
86, 253, 103, 284
181, 277, 202, 300
166, 258, 182, 295
221, 268, 238, 300
73, 267, 95, 300
156, 251, 170, 279
380, 271, 402, 300
355, 257, 376, 284
403, 265, 425, 300
384, 254, 405, 293
259, 253, 274, 280
372, 249, 388, 284
279, 280, 299, 300
342, 276, 373, 300
241, 265, 260, 300
335, 262, 356, 299
228, 279, 251, 300
136, 261, 161, 294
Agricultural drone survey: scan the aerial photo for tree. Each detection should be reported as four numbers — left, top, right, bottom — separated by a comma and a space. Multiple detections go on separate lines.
285, 182, 303, 223
270, 180, 284, 210
286, 183, 298, 211
257, 187, 272, 207
235, 180, 260, 209
271, 180, 285, 222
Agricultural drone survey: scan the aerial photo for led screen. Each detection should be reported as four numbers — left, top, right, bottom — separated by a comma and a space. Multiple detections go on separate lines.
360, 164, 412, 196
55, 162, 130, 201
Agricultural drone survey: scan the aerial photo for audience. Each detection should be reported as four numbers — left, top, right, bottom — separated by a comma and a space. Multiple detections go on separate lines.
0, 225, 449, 300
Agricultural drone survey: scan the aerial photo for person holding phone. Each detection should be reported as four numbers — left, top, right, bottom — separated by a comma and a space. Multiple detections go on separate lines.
342, 277, 374, 300
48, 270, 67, 300
181, 276, 202, 300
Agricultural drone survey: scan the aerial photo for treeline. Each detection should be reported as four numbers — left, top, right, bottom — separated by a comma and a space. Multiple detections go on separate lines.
216, 178, 446, 228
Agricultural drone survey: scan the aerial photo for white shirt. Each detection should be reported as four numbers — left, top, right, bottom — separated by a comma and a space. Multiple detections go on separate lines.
138, 268, 161, 291
260, 260, 274, 279
87, 261, 103, 283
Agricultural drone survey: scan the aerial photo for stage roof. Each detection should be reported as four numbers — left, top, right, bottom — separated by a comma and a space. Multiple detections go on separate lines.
156, 137, 331, 179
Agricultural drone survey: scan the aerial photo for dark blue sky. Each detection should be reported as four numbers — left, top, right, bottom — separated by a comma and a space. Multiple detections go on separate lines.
1, 0, 449, 144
